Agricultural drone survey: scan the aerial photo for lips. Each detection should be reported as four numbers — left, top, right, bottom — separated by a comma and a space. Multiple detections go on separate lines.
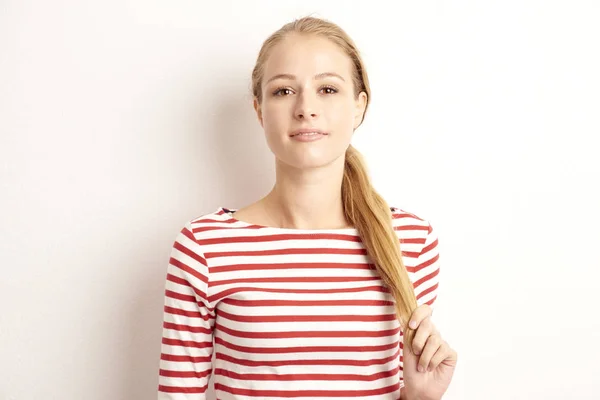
290, 128, 328, 137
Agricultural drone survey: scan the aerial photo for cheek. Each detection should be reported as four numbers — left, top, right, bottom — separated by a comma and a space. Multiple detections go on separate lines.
259, 102, 287, 150
261, 101, 288, 126
327, 101, 356, 129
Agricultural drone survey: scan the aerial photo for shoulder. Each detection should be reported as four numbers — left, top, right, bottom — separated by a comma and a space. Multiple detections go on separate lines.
177, 207, 239, 241
389, 205, 431, 231
188, 206, 232, 226
388, 205, 433, 252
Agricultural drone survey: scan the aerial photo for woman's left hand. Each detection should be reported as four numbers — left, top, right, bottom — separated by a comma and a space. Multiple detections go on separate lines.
402, 304, 457, 400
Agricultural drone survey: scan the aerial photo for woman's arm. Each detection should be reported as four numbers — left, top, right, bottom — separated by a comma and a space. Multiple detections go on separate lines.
157, 222, 216, 399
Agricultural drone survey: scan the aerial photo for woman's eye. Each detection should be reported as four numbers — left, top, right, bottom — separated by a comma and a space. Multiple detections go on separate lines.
274, 88, 292, 96
321, 86, 338, 94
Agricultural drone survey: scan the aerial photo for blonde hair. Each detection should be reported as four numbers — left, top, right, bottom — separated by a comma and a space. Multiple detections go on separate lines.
251, 16, 419, 346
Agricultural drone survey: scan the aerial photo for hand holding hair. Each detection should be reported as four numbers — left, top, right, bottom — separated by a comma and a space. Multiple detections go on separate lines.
402, 304, 458, 400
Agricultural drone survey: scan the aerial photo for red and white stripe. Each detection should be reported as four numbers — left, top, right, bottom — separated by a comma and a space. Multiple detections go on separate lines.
158, 206, 440, 400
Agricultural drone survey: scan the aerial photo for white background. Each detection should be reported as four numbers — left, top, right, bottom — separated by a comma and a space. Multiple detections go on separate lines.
1, 1, 599, 399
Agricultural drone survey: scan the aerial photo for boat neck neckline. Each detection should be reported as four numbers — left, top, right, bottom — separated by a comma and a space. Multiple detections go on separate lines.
219, 207, 359, 233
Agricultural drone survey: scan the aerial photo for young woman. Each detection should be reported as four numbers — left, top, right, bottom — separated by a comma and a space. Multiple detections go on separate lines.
158, 16, 457, 400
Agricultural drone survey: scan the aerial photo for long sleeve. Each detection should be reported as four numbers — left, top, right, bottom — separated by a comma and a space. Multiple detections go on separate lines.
399, 221, 441, 391
157, 221, 215, 399
413, 221, 440, 309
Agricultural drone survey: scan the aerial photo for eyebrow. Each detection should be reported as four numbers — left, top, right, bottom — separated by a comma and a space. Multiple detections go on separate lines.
265, 72, 346, 84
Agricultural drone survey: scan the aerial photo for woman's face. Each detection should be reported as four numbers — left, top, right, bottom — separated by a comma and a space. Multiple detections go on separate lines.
255, 34, 367, 169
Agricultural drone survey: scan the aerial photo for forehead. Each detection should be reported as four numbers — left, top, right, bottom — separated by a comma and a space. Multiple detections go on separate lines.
263, 34, 353, 81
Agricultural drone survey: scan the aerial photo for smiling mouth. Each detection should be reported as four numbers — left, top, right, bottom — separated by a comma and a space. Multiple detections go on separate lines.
291, 132, 328, 137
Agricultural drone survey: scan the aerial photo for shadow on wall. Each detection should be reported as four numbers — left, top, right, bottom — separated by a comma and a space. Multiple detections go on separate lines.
206, 85, 275, 206
120, 69, 274, 400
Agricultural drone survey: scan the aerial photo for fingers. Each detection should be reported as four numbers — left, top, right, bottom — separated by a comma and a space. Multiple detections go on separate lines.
415, 331, 442, 372
424, 338, 451, 372
410, 316, 435, 356
407, 304, 458, 374
408, 304, 433, 330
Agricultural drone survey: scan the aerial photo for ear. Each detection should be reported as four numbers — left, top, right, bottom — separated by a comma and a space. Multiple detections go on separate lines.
353, 91, 368, 130
253, 97, 264, 127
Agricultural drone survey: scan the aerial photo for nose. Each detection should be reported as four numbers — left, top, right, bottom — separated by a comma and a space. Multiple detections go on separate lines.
294, 92, 319, 120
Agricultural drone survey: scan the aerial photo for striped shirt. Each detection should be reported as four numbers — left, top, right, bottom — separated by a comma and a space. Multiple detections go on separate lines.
158, 206, 440, 399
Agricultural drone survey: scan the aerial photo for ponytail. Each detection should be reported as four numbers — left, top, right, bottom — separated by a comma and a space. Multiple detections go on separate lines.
342, 144, 419, 347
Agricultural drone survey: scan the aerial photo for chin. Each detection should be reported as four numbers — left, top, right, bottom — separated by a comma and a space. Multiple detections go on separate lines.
280, 150, 347, 170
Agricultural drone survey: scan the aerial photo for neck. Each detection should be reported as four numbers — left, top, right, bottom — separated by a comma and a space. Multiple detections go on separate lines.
261, 155, 351, 230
